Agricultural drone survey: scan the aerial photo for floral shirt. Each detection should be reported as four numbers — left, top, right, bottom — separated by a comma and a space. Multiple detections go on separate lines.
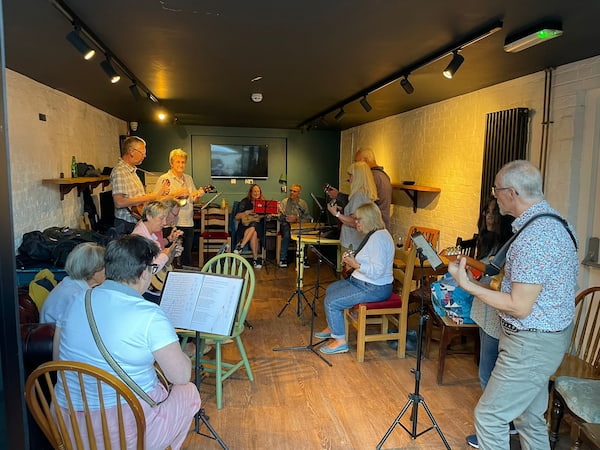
498, 201, 578, 331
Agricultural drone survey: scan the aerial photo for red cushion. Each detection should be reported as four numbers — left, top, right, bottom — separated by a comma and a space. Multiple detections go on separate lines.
202, 232, 229, 239
353, 292, 402, 310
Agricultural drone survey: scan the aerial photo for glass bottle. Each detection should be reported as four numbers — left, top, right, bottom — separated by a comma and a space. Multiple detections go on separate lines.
71, 156, 78, 178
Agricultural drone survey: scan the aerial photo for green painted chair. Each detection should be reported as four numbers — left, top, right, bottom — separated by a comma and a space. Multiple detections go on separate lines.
179, 252, 256, 409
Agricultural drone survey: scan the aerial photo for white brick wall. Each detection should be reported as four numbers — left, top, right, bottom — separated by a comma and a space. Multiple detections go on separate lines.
6, 70, 126, 249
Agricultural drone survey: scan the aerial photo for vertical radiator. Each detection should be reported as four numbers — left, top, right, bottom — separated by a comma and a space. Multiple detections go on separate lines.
479, 107, 529, 209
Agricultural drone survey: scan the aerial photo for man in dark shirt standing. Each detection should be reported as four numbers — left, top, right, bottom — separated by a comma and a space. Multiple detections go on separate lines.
326, 147, 392, 229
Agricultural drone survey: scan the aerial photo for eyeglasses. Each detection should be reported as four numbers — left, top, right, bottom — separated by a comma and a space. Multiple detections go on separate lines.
491, 186, 513, 196
355, 217, 362, 222
290, 190, 299, 193
132, 148, 147, 156
148, 264, 159, 274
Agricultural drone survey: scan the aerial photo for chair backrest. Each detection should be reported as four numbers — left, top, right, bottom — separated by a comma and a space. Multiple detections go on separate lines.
25, 360, 146, 450
201, 253, 256, 337
201, 207, 229, 234
568, 286, 600, 369
405, 226, 440, 251
394, 245, 417, 304
456, 234, 479, 258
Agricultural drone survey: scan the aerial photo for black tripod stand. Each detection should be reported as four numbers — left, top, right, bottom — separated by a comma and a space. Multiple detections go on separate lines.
191, 331, 228, 449
273, 239, 333, 366
376, 246, 450, 450
276, 215, 313, 324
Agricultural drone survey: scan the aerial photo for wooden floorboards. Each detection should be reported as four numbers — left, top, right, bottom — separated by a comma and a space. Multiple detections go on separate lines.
181, 256, 573, 449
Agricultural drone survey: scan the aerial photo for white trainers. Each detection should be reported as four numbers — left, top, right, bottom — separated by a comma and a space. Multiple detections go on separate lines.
233, 244, 242, 255
253, 258, 263, 269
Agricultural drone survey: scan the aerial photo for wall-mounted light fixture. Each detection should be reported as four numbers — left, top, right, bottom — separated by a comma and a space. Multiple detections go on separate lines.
504, 21, 563, 53
66, 29, 95, 60
442, 51, 465, 79
359, 96, 372, 112
100, 58, 120, 84
129, 82, 142, 101
400, 76, 414, 94
334, 108, 346, 121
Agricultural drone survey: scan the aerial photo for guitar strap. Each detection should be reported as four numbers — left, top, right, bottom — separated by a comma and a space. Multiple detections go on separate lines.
485, 213, 578, 276
354, 230, 377, 256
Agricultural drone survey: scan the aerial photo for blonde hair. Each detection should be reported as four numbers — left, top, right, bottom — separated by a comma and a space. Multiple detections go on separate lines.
355, 202, 384, 233
169, 148, 188, 164
142, 201, 169, 221
348, 161, 377, 201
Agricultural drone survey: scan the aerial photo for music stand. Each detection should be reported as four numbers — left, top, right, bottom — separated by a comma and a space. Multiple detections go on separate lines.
191, 332, 228, 449
254, 199, 278, 272
376, 232, 449, 449
274, 231, 333, 367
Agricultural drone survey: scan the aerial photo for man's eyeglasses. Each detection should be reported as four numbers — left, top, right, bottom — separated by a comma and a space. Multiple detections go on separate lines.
132, 148, 147, 156
148, 264, 159, 274
491, 186, 517, 196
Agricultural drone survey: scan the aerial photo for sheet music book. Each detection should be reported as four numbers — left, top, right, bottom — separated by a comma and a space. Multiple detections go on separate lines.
254, 199, 278, 214
159, 271, 244, 336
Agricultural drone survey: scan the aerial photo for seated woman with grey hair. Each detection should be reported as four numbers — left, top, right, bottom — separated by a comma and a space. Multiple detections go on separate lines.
132, 200, 183, 271
40, 242, 106, 327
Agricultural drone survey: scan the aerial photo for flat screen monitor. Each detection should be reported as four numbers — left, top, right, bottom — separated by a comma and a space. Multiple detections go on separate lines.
210, 144, 268, 179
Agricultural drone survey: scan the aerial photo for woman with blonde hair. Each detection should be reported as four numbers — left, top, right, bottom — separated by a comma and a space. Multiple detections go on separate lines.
316, 202, 394, 354
327, 161, 377, 251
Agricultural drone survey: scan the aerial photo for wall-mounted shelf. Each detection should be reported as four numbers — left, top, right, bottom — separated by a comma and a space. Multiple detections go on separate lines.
392, 184, 441, 213
42, 176, 110, 200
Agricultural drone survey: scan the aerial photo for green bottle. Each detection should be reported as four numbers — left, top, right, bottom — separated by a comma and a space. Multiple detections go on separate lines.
71, 156, 77, 178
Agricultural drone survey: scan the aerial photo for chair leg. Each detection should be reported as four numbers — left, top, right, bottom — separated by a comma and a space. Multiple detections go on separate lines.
215, 342, 223, 409
236, 336, 254, 381
357, 308, 366, 362
396, 313, 406, 359
437, 327, 450, 385
549, 391, 565, 449
199, 238, 205, 267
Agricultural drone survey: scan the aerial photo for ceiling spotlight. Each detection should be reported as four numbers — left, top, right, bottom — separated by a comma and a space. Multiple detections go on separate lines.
66, 29, 95, 60
400, 76, 414, 94
359, 96, 372, 112
334, 108, 345, 121
443, 51, 464, 79
147, 92, 159, 103
100, 58, 120, 83
129, 83, 142, 101
157, 111, 167, 121
504, 22, 563, 53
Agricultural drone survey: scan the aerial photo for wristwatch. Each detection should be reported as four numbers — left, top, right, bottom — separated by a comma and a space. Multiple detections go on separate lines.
335, 211, 340, 218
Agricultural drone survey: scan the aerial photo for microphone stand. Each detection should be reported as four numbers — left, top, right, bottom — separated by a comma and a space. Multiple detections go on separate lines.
376, 247, 450, 450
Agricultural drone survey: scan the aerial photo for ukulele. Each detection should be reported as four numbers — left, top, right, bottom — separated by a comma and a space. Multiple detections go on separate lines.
440, 247, 501, 291
341, 249, 355, 279
149, 238, 183, 292
129, 184, 216, 220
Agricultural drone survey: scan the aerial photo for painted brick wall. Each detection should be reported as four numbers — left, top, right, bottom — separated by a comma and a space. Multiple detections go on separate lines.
6, 70, 126, 249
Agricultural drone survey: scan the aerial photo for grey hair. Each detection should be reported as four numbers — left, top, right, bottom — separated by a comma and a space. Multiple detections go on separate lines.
65, 242, 105, 281
497, 160, 544, 202
169, 148, 188, 163
105, 235, 159, 284
121, 136, 146, 157
142, 200, 169, 221
355, 202, 384, 233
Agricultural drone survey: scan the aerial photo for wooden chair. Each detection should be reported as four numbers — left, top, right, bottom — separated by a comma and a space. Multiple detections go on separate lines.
198, 207, 231, 267
549, 286, 600, 449
344, 245, 417, 362
25, 360, 146, 450
179, 253, 256, 409
455, 234, 478, 258
425, 305, 480, 384
405, 226, 440, 251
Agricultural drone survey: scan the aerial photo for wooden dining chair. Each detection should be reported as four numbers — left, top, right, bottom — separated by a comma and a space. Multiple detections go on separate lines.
455, 234, 478, 258
198, 207, 231, 267
549, 286, 600, 449
25, 360, 147, 450
179, 253, 256, 409
405, 226, 440, 251
344, 245, 417, 362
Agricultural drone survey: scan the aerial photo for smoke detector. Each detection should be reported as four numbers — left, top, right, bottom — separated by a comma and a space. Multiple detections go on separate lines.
251, 93, 263, 103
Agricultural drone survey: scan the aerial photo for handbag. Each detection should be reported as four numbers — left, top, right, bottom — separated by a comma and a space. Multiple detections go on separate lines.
85, 289, 169, 407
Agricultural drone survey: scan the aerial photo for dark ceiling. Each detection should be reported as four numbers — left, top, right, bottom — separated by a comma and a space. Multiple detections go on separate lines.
4, 0, 600, 131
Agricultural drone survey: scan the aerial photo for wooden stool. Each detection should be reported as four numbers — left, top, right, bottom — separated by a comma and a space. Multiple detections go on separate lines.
425, 304, 480, 385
